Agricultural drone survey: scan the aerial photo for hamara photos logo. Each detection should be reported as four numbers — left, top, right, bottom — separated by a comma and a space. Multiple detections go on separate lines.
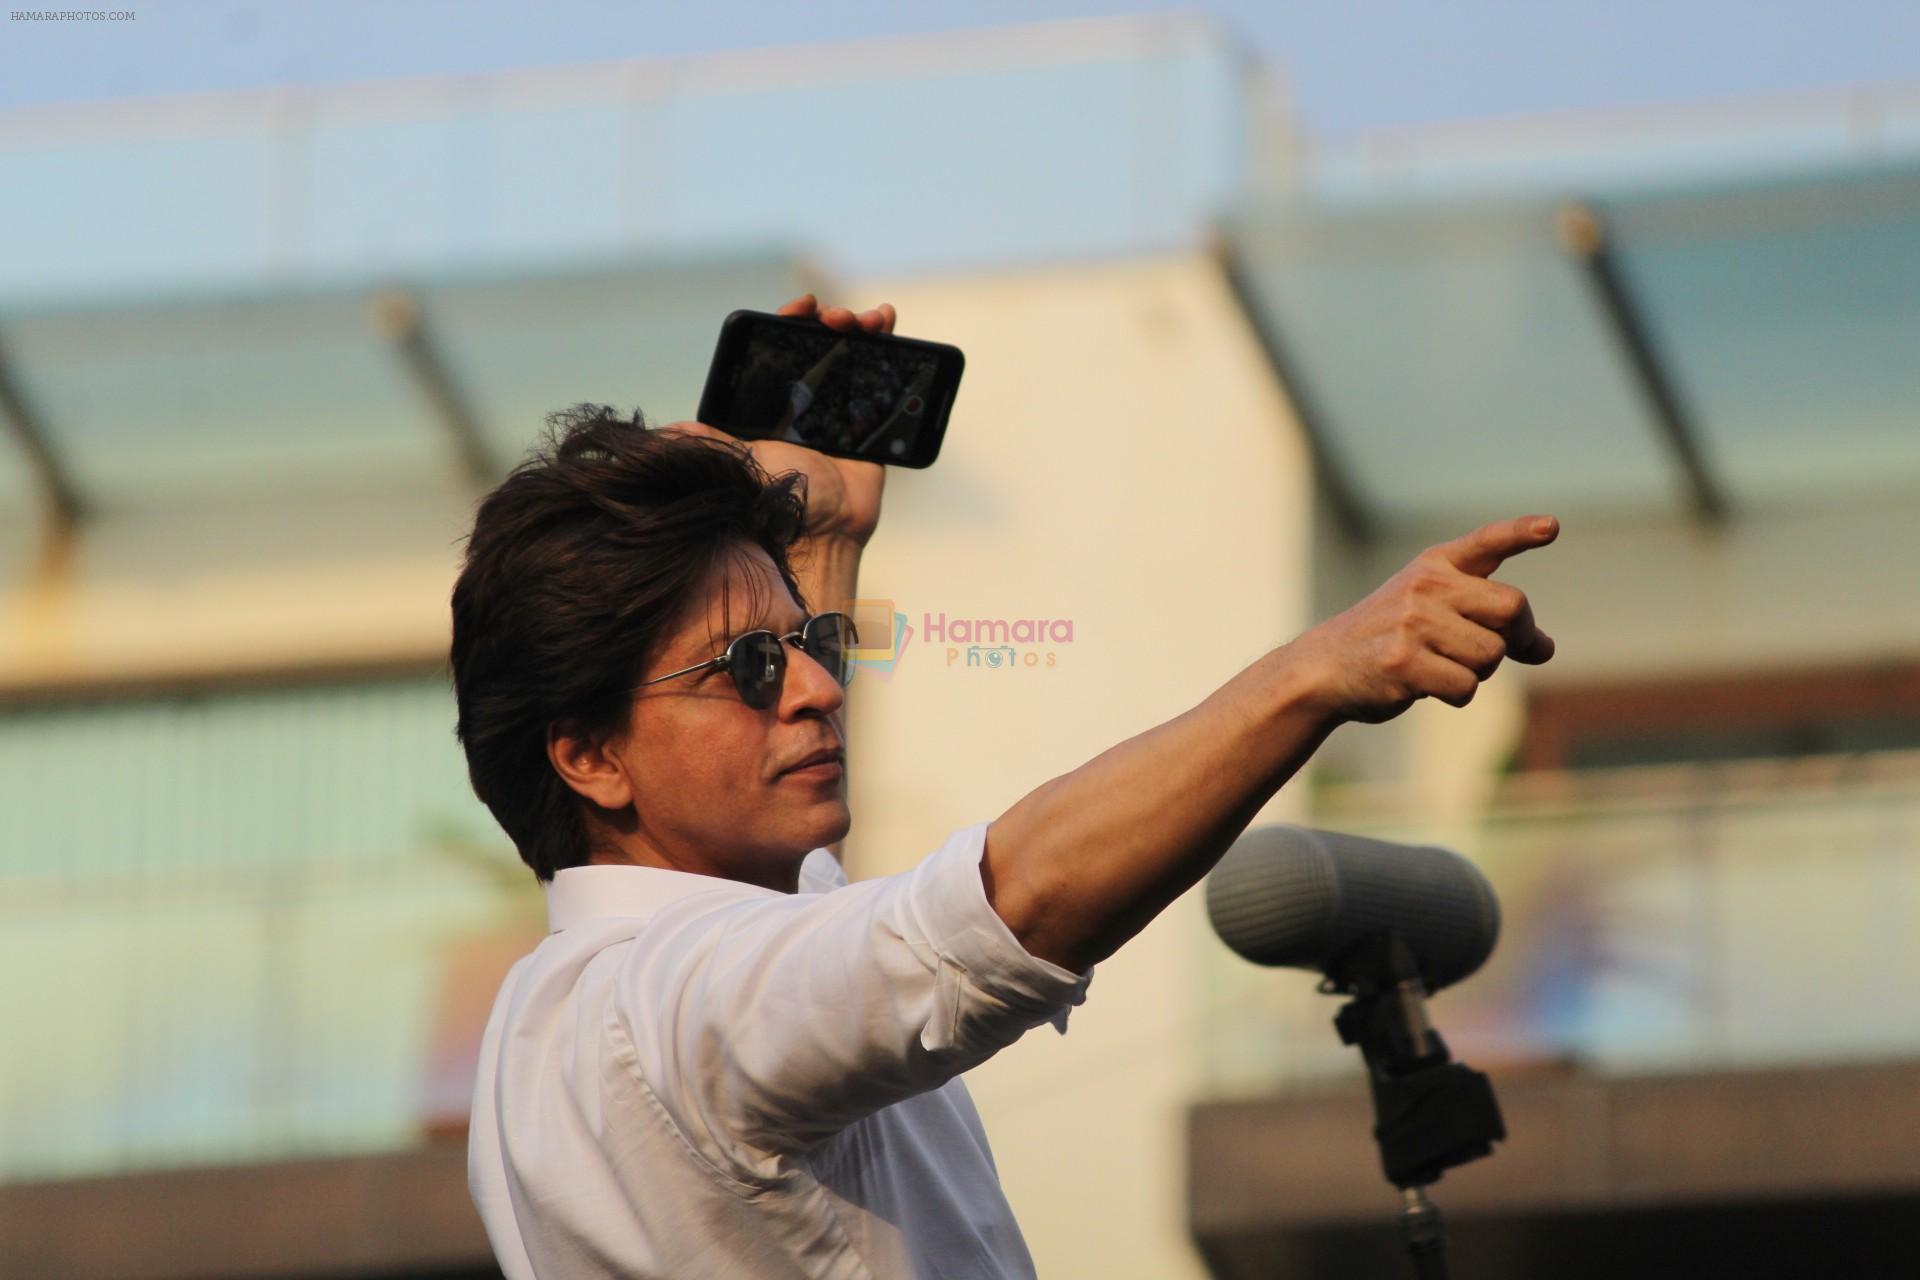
845, 600, 1073, 680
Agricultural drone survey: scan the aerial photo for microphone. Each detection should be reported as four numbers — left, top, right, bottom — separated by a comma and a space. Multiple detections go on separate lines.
1204, 825, 1500, 993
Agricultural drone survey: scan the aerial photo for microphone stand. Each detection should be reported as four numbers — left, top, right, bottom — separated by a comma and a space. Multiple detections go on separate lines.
1322, 936, 1506, 1280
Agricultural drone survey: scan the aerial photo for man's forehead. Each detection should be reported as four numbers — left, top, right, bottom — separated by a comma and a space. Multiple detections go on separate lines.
675, 558, 805, 650
713, 599, 806, 638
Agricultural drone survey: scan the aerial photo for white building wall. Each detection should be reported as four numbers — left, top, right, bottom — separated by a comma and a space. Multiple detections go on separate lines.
842, 254, 1316, 1280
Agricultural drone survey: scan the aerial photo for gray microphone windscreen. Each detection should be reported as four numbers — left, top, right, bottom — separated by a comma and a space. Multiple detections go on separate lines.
1204, 825, 1500, 991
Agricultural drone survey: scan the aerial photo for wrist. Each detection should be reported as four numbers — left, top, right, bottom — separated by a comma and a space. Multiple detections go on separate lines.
807, 529, 868, 557
1259, 640, 1348, 737
793, 533, 864, 614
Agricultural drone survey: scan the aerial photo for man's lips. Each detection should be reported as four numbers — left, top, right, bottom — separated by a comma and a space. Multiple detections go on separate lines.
777, 746, 844, 778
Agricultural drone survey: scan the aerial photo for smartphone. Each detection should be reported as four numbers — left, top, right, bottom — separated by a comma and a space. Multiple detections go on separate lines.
696, 309, 964, 468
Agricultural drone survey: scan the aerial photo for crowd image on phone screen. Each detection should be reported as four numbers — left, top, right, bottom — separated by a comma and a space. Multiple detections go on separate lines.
729, 326, 938, 459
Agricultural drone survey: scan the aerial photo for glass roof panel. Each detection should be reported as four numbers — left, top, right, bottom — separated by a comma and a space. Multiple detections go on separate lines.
417, 255, 809, 466
1607, 164, 1920, 504
1228, 202, 1685, 524
0, 254, 806, 519
0, 287, 446, 513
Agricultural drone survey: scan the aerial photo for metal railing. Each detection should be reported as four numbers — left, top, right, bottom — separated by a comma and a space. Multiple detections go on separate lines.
0, 676, 546, 1185
0, 847, 542, 1183
1198, 749, 1920, 1096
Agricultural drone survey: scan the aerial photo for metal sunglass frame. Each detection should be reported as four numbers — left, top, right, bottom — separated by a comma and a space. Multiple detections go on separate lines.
634, 610, 858, 708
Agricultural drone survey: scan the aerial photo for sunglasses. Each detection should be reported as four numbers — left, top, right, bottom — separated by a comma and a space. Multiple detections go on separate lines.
635, 611, 857, 710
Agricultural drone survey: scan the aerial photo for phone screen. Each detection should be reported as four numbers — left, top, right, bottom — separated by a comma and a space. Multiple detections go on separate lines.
697, 312, 962, 468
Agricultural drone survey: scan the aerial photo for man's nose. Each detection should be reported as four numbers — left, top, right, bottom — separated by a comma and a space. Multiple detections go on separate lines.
781, 643, 845, 717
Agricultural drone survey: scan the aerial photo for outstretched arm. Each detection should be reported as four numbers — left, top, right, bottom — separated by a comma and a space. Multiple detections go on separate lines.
984, 516, 1562, 974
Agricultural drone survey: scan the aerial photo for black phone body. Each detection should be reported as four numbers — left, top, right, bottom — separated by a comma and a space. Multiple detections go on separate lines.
696, 310, 964, 468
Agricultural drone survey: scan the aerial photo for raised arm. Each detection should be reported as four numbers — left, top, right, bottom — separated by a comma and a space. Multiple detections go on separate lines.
665, 294, 895, 861
983, 516, 1562, 974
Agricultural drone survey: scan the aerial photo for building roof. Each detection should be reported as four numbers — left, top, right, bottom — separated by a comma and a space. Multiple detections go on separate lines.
0, 252, 808, 555
1226, 156, 1920, 534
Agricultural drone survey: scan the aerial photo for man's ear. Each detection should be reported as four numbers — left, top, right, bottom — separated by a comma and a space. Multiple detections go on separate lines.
546, 718, 634, 811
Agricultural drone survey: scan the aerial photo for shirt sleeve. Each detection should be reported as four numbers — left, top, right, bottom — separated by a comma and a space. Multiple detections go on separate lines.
609, 821, 1094, 1180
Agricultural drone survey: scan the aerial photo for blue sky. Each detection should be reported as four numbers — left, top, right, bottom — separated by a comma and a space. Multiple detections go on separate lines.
2, 1, 1919, 138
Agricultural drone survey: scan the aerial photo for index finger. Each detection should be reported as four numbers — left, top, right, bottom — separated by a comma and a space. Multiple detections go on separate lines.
775, 294, 819, 319
1438, 515, 1560, 578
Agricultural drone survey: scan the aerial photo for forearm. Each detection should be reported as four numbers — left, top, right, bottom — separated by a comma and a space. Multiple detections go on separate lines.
982, 642, 1340, 973
792, 533, 862, 620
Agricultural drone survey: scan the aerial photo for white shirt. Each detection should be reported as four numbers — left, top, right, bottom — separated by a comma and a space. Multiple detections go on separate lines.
468, 821, 1095, 1279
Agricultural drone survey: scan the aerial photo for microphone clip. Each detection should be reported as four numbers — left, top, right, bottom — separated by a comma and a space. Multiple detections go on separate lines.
1327, 933, 1507, 1191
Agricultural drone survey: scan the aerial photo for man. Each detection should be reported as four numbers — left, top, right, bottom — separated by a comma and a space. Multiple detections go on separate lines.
451, 295, 1558, 1278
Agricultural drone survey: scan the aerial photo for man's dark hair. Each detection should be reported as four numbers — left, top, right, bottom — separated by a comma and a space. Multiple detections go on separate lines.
450, 404, 810, 882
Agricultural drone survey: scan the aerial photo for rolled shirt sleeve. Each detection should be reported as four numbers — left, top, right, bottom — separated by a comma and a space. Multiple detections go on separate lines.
614, 821, 1094, 1181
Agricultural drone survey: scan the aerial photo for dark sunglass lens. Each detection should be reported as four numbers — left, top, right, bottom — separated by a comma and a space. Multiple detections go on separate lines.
806, 614, 854, 687
729, 632, 784, 709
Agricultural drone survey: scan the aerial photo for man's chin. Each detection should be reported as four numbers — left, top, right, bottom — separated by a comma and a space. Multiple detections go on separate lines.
812, 801, 852, 849
768, 792, 849, 853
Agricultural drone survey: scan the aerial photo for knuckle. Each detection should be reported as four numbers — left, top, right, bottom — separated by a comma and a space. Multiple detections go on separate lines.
1384, 635, 1420, 674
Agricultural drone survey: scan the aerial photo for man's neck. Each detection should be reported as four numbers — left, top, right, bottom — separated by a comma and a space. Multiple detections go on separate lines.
586, 840, 807, 894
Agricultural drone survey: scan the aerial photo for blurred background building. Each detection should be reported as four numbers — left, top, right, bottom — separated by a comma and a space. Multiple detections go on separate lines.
2, 9, 1918, 1278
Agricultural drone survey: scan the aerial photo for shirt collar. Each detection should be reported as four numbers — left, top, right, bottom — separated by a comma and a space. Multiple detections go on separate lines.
544, 847, 845, 933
